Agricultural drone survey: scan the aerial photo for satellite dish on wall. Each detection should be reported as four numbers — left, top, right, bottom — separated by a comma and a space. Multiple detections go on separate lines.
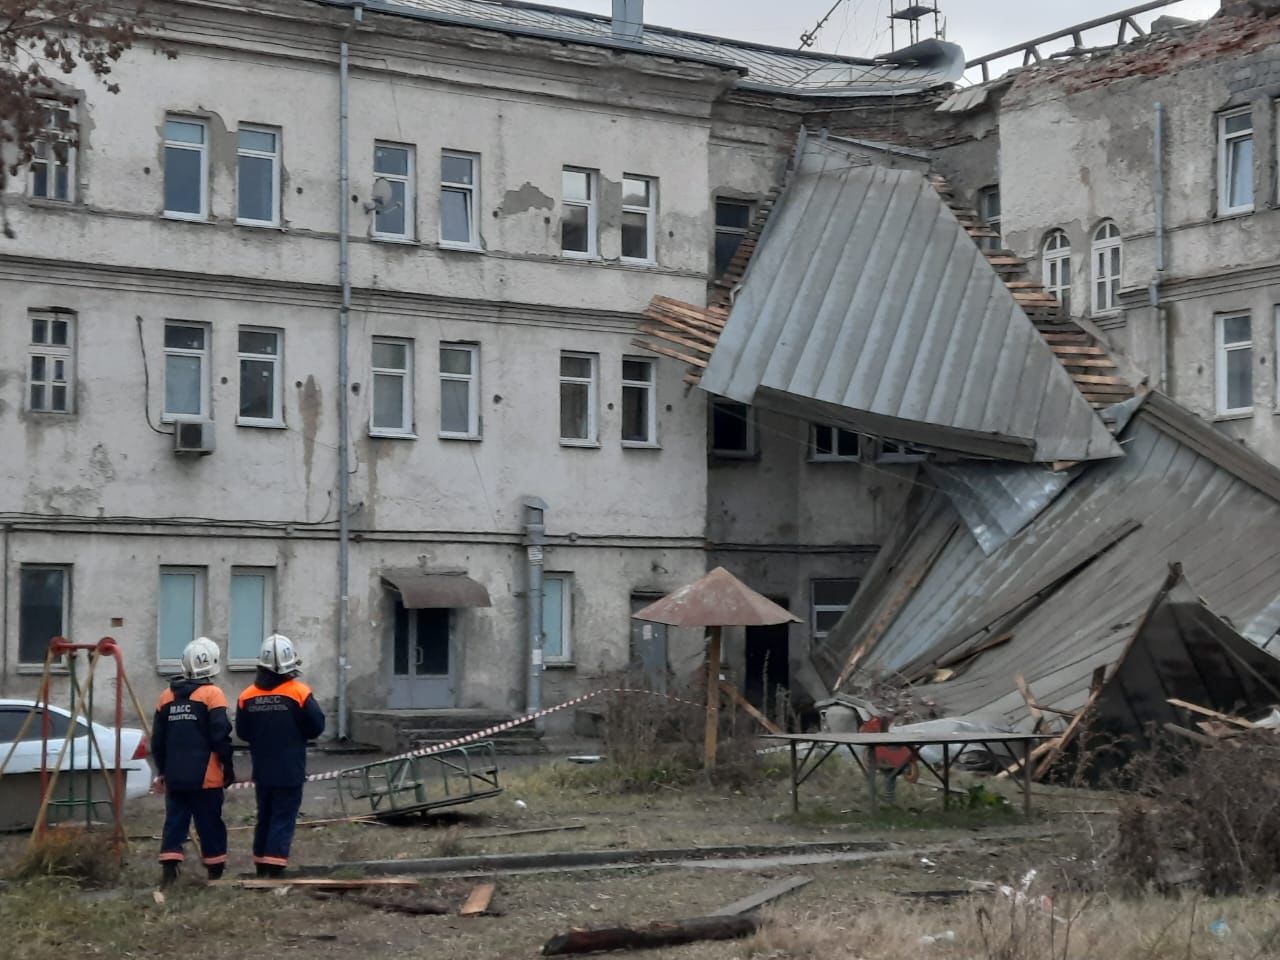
364, 177, 395, 213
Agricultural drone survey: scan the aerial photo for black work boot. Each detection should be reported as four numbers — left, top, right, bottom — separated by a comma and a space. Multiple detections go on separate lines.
266, 864, 286, 879
206, 863, 225, 882
255, 863, 270, 878
161, 861, 180, 887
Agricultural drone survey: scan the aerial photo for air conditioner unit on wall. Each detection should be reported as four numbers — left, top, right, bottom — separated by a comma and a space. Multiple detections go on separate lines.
173, 420, 215, 456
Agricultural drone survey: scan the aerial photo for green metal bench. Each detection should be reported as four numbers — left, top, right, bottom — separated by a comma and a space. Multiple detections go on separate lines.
335, 742, 502, 819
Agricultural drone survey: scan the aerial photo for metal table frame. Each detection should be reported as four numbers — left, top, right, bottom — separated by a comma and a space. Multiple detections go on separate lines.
763, 732, 1054, 818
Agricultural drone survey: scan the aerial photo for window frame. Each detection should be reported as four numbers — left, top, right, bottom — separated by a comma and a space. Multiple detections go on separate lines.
561, 166, 599, 259
235, 124, 282, 228
1215, 312, 1254, 418
163, 115, 209, 221
372, 141, 416, 242
621, 174, 657, 264
714, 198, 754, 277
709, 398, 757, 459
18, 564, 71, 666
369, 336, 415, 438
27, 310, 75, 415
28, 103, 75, 203
541, 572, 574, 665
236, 325, 284, 428
977, 185, 1001, 252
809, 423, 861, 462
1042, 230, 1072, 316
1218, 107, 1255, 218
438, 342, 481, 440
810, 578, 860, 642
157, 566, 206, 671
1091, 221, 1123, 315
620, 356, 658, 447
229, 567, 275, 668
559, 351, 599, 447
439, 150, 479, 249
162, 320, 211, 423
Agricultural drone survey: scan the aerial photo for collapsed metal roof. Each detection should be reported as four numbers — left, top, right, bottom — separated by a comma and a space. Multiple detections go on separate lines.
816, 392, 1280, 732
700, 139, 1124, 463
334, 0, 966, 96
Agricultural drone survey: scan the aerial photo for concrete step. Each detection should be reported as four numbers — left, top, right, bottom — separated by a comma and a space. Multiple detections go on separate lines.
411, 736, 549, 757
351, 709, 547, 755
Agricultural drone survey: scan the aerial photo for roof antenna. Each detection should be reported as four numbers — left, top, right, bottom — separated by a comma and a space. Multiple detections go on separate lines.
799, 0, 849, 50
889, 1, 943, 50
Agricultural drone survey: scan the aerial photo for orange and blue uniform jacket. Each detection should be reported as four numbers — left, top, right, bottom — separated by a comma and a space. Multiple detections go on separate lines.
236, 669, 326, 787
152, 677, 235, 790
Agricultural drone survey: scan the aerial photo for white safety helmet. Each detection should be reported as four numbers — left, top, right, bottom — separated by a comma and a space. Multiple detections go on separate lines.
181, 637, 221, 680
258, 633, 302, 673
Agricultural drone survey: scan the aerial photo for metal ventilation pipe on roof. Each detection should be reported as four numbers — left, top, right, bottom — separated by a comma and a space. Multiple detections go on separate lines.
612, 0, 643, 40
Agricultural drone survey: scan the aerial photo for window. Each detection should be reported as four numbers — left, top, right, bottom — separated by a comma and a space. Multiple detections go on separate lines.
230, 568, 274, 664
1216, 313, 1253, 416
19, 566, 69, 664
621, 357, 657, 446
1042, 230, 1072, 315
560, 352, 598, 445
371, 337, 414, 436
811, 578, 860, 641
977, 186, 1001, 251
561, 167, 598, 257
163, 117, 208, 219
1091, 221, 1123, 314
158, 567, 205, 665
440, 151, 478, 247
1218, 108, 1254, 216
237, 126, 280, 226
373, 142, 414, 240
621, 175, 656, 262
541, 573, 573, 664
28, 310, 74, 413
29, 104, 73, 202
878, 439, 929, 463
810, 424, 860, 461
0, 707, 85, 742
710, 399, 756, 457
163, 321, 210, 421
439, 343, 480, 439
238, 327, 283, 426
714, 199, 753, 277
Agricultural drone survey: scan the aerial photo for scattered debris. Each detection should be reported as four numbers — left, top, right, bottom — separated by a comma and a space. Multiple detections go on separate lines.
466, 824, 587, 840
151, 890, 165, 905
234, 877, 420, 890
919, 930, 957, 945
460, 882, 496, 917
710, 876, 812, 916
541, 915, 763, 956
567, 756, 605, 764
306, 890, 453, 916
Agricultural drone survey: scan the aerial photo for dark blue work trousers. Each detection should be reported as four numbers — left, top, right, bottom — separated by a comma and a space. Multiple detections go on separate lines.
160, 787, 227, 866
253, 785, 304, 867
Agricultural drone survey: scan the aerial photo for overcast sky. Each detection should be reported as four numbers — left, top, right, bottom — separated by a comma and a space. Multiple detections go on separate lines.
558, 0, 1221, 73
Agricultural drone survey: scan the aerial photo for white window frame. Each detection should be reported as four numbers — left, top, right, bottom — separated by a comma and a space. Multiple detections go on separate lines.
1043, 230, 1072, 315
1216, 312, 1254, 417
977, 185, 1000, 252
162, 320, 211, 423
439, 150, 479, 249
811, 578, 859, 642
236, 124, 281, 227
1091, 221, 1123, 315
373, 141, 416, 242
229, 567, 275, 668
710, 398, 757, 458
28, 103, 75, 203
163, 116, 209, 221
27, 310, 75, 414
370, 336, 415, 437
541, 572, 573, 664
157, 566, 206, 670
620, 356, 657, 447
1218, 107, 1254, 217
621, 174, 657, 264
18, 564, 71, 666
561, 167, 598, 259
559, 351, 599, 446
237, 326, 284, 427
439, 342, 481, 440
809, 423, 860, 462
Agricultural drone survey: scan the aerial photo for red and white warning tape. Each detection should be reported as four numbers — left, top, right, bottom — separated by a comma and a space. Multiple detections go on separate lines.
229, 686, 702, 791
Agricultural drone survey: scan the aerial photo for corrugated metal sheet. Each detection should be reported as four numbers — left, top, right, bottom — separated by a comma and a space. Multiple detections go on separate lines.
924, 461, 1077, 556
349, 0, 965, 95
817, 392, 1280, 729
701, 141, 1123, 464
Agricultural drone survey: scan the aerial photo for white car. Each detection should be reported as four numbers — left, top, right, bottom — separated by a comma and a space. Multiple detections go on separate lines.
0, 698, 153, 801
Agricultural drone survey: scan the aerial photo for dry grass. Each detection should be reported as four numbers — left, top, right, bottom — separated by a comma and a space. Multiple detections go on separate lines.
11, 826, 121, 886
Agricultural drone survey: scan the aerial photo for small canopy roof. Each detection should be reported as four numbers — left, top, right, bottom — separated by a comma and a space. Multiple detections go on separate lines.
383, 570, 491, 609
632, 567, 801, 627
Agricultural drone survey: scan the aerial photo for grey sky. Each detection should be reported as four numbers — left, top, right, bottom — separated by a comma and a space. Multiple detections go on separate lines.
558, 1, 1221, 70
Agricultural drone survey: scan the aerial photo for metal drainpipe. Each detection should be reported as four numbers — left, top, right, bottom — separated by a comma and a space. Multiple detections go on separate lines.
335, 5, 362, 740
1, 524, 9, 687
1151, 101, 1168, 392
523, 497, 548, 728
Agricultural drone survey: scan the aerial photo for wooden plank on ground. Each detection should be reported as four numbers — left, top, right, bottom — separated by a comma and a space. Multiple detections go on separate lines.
1167, 698, 1255, 729
460, 882, 496, 917
711, 876, 813, 916
236, 877, 419, 890
466, 825, 586, 841
542, 916, 763, 956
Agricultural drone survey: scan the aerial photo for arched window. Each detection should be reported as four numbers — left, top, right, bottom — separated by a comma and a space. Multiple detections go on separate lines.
1092, 221, 1122, 314
1042, 230, 1072, 315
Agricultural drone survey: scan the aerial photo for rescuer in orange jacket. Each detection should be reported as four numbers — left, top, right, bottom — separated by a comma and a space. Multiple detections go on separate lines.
236, 634, 325, 877
152, 636, 235, 886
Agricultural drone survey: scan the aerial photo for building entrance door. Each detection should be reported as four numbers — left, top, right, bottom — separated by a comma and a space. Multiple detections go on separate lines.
389, 603, 454, 709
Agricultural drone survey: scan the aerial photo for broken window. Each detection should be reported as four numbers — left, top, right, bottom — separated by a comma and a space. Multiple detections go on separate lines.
622, 175, 656, 262
164, 117, 208, 219
810, 424, 860, 461
19, 566, 69, 665
158, 567, 205, 665
714, 199, 753, 277
29, 104, 74, 203
1216, 313, 1253, 416
440, 151, 478, 247
371, 337, 414, 436
559, 352, 598, 444
1218, 108, 1254, 217
710, 399, 756, 457
439, 343, 480, 439
373, 142, 414, 240
621, 357, 656, 446
28, 310, 74, 414
238, 327, 282, 426
237, 126, 280, 226
1042, 230, 1072, 315
977, 186, 1000, 251
811, 579, 860, 641
878, 439, 928, 463
163, 321, 210, 421
561, 168, 598, 257
230, 568, 274, 664
1091, 221, 1122, 314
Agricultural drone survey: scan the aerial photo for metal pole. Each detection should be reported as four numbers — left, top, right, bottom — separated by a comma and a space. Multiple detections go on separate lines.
1152, 101, 1168, 393
1, 524, 9, 687
789, 741, 798, 813
523, 498, 547, 725
704, 626, 722, 770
